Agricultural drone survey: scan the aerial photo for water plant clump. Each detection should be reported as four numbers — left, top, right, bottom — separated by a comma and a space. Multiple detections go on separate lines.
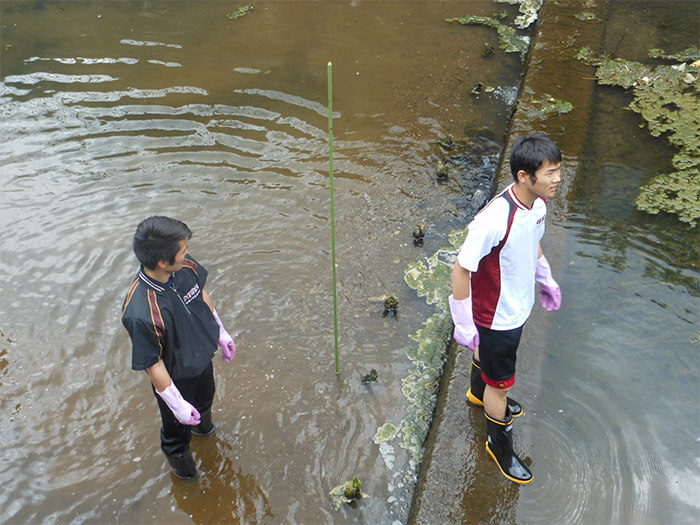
329, 476, 365, 510
436, 160, 450, 179
446, 16, 530, 63
361, 368, 378, 384
577, 46, 700, 226
413, 224, 425, 247
383, 296, 399, 316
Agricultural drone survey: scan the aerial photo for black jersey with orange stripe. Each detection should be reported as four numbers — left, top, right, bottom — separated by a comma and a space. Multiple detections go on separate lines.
121, 255, 219, 380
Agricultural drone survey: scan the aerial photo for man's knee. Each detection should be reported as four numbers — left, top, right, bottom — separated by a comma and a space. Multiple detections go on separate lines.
485, 384, 511, 396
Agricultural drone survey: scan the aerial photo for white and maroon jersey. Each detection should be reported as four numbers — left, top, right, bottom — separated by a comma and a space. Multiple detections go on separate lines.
457, 183, 546, 330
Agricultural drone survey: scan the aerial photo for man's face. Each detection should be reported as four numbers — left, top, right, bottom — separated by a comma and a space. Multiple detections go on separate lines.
163, 238, 188, 273
530, 160, 561, 198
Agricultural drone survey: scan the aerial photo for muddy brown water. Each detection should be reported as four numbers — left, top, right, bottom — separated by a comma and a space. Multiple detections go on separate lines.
2, 1, 698, 524
0, 1, 522, 523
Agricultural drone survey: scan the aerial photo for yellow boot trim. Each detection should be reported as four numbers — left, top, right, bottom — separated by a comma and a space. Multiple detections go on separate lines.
467, 388, 484, 406
485, 441, 534, 485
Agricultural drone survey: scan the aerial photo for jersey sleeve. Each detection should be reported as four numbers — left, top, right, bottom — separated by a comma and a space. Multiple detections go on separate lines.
457, 201, 508, 272
122, 314, 163, 371
182, 254, 208, 289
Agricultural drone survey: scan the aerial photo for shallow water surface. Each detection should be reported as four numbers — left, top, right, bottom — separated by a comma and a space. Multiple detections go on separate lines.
0, 1, 521, 523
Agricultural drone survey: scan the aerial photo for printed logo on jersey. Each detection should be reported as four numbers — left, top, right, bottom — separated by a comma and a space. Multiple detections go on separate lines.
536, 215, 546, 226
183, 283, 201, 304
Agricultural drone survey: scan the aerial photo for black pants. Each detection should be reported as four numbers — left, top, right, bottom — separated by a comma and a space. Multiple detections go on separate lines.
153, 361, 215, 457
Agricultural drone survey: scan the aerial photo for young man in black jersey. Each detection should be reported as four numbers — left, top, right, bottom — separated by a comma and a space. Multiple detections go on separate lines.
122, 216, 236, 479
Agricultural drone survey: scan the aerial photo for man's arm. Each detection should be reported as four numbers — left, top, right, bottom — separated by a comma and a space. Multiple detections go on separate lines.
449, 260, 479, 351
147, 359, 201, 425
146, 359, 173, 392
535, 243, 562, 311
202, 289, 214, 312
202, 289, 236, 362
452, 260, 471, 300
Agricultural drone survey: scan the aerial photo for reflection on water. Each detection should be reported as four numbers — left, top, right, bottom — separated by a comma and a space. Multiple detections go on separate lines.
0, 1, 522, 523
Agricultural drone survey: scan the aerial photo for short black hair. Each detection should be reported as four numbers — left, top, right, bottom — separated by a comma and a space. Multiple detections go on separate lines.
133, 216, 192, 270
510, 133, 562, 182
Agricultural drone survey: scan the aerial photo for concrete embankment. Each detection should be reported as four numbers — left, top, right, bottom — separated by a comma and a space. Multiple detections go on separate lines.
408, 1, 607, 522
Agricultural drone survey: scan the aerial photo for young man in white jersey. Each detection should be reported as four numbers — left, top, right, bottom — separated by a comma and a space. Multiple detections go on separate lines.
449, 133, 562, 484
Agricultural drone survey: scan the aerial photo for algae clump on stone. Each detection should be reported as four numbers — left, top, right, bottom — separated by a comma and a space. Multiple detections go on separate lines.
578, 46, 700, 226
494, 0, 543, 29
446, 16, 530, 63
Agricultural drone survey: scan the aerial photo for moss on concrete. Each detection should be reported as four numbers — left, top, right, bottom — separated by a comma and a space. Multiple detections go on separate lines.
381, 229, 468, 470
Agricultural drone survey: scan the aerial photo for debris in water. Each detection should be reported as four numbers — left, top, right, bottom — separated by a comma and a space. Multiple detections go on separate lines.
329, 476, 365, 510
228, 5, 253, 20
482, 43, 496, 57
361, 368, 378, 384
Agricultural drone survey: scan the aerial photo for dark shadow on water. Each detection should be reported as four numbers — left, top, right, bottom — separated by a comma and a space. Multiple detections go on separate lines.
171, 435, 274, 524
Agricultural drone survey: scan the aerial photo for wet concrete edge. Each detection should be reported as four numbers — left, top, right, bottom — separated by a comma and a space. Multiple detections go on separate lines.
407, 1, 608, 523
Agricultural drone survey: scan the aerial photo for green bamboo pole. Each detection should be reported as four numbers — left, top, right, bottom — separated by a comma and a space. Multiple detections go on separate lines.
328, 61, 340, 376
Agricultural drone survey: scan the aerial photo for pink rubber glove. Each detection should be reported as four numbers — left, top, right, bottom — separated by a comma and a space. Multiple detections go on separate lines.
535, 255, 562, 311
212, 308, 236, 362
448, 295, 480, 351
157, 383, 201, 425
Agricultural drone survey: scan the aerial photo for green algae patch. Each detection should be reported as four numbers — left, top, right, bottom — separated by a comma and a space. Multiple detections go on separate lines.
447, 16, 530, 63
518, 90, 573, 119
578, 47, 700, 227
649, 47, 700, 62
375, 423, 399, 443
575, 11, 599, 22
495, 0, 543, 29
227, 5, 253, 20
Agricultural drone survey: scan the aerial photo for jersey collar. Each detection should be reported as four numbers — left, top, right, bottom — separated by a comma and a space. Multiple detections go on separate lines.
138, 268, 166, 292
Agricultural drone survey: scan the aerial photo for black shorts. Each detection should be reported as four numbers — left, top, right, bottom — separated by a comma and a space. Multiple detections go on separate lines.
477, 324, 524, 389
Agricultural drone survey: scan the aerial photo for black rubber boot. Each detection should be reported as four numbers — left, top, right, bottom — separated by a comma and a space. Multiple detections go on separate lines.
166, 449, 197, 480
484, 408, 533, 484
467, 358, 523, 417
192, 409, 215, 436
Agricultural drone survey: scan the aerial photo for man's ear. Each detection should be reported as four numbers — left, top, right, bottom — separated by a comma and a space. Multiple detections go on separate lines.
517, 169, 534, 184
156, 260, 167, 270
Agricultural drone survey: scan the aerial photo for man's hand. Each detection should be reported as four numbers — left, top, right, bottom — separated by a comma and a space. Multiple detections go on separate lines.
535, 255, 562, 311
212, 308, 236, 362
449, 295, 480, 351
157, 383, 201, 425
